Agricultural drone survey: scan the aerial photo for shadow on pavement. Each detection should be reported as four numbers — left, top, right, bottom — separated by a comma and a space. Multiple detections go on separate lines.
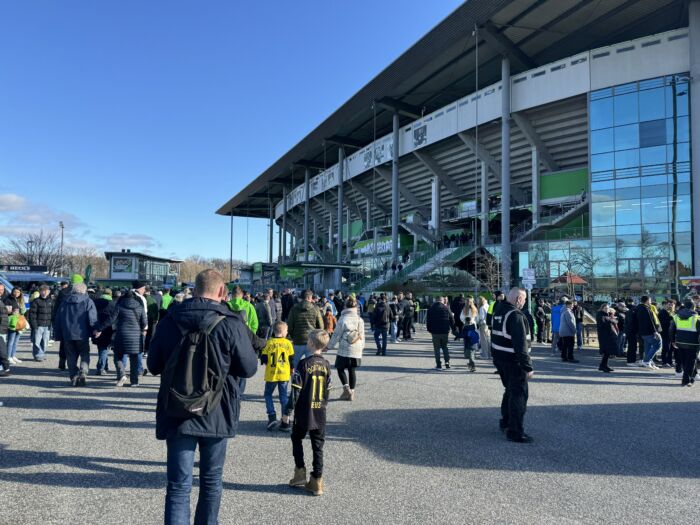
332, 402, 700, 478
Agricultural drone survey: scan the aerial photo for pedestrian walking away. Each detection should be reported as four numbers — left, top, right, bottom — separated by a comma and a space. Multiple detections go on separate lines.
147, 269, 258, 525
426, 296, 455, 370
327, 297, 364, 400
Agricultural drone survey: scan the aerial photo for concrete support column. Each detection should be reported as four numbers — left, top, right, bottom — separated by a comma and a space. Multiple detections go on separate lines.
268, 200, 274, 264
346, 208, 351, 260
277, 219, 282, 263
391, 112, 400, 264
282, 187, 288, 260
431, 176, 441, 237
328, 213, 333, 256
480, 161, 488, 246
366, 198, 371, 230
531, 146, 540, 228
336, 148, 345, 288
501, 57, 512, 289
304, 169, 310, 263
691, 0, 700, 273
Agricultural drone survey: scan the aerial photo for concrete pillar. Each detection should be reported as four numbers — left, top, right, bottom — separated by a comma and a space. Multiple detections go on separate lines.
277, 220, 282, 263
336, 148, 345, 288
304, 169, 310, 263
346, 207, 351, 260
282, 187, 288, 260
501, 57, 512, 290
366, 198, 371, 230
268, 200, 274, 264
691, 0, 700, 273
391, 112, 400, 264
480, 161, 488, 246
531, 146, 540, 228
328, 212, 333, 256
431, 176, 441, 237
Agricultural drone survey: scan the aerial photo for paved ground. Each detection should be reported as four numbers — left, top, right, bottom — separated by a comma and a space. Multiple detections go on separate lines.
1, 330, 698, 525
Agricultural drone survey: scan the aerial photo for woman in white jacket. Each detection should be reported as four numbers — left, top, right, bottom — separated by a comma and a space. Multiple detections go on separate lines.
327, 296, 365, 401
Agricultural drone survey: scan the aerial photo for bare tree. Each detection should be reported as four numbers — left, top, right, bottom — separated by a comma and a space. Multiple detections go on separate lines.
473, 251, 501, 296
1, 230, 63, 274
63, 247, 109, 279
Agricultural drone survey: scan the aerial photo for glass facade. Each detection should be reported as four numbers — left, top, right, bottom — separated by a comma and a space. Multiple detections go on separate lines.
525, 74, 692, 298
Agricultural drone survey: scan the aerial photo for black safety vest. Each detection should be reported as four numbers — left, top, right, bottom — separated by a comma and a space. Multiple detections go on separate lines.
491, 303, 531, 354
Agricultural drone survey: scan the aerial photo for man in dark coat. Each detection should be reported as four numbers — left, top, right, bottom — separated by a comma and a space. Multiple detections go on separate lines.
52, 280, 72, 369
371, 295, 394, 356
281, 289, 294, 322
0, 285, 10, 376
106, 282, 148, 387
287, 289, 324, 366
28, 284, 53, 361
53, 282, 98, 386
426, 297, 455, 369
451, 294, 466, 341
147, 269, 257, 525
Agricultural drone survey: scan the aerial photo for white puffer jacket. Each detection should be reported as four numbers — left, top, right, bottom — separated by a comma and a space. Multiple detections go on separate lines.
327, 307, 365, 359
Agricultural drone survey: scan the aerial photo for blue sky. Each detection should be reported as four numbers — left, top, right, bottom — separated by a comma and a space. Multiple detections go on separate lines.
0, 0, 464, 262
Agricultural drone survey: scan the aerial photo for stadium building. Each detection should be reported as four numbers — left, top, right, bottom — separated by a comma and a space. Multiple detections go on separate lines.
218, 0, 700, 299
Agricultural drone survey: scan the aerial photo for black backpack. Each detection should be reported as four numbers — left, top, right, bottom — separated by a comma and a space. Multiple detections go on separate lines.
161, 315, 226, 419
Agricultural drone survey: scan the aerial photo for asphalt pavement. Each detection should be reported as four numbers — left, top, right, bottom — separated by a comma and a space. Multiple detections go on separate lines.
0, 330, 698, 525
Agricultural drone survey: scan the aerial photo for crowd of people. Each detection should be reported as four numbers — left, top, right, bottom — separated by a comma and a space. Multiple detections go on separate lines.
1, 270, 698, 523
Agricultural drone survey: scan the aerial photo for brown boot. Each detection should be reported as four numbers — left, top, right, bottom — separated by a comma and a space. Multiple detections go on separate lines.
289, 467, 307, 487
305, 474, 324, 496
339, 386, 351, 400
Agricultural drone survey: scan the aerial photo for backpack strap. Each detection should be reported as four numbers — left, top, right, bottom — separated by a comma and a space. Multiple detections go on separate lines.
204, 315, 226, 336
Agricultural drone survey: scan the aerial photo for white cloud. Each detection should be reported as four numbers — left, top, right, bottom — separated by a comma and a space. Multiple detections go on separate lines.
102, 233, 160, 251
0, 193, 26, 212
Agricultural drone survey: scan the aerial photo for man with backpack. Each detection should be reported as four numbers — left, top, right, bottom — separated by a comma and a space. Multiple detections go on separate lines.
147, 269, 258, 525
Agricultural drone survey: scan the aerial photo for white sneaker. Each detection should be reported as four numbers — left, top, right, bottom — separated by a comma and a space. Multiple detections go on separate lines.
116, 376, 127, 387
626, 362, 638, 367
637, 362, 647, 367
13, 357, 22, 364
649, 363, 660, 370
675, 371, 683, 378
8, 357, 16, 365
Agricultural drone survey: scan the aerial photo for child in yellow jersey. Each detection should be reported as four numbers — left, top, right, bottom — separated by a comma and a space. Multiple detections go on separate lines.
261, 321, 295, 432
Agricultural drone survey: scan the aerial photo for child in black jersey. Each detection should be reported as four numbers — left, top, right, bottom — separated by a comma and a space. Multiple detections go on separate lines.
287, 329, 331, 496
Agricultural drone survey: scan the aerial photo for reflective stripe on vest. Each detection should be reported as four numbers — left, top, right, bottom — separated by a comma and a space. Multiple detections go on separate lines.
491, 307, 531, 354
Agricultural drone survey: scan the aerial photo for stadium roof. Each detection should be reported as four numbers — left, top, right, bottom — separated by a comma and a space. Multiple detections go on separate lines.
217, 0, 689, 218
104, 251, 183, 264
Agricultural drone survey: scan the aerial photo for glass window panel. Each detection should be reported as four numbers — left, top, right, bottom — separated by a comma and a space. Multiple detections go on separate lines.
592, 188, 615, 202
615, 123, 639, 150
592, 226, 615, 237
592, 235, 616, 247
674, 196, 691, 222
640, 145, 666, 166
615, 199, 640, 225
590, 97, 614, 130
638, 87, 666, 121
615, 187, 640, 200
667, 142, 690, 163
673, 221, 691, 233
639, 119, 666, 148
672, 232, 692, 245
593, 248, 616, 277
615, 149, 639, 169
592, 152, 614, 172
642, 223, 668, 234
615, 177, 640, 188
641, 174, 667, 186
641, 197, 669, 223
666, 116, 690, 144
614, 92, 638, 126
592, 170, 614, 182
641, 184, 668, 199
592, 180, 614, 191
592, 202, 616, 227
676, 245, 692, 274
617, 224, 641, 235
674, 182, 691, 195
591, 128, 614, 154
617, 235, 641, 247
676, 171, 690, 183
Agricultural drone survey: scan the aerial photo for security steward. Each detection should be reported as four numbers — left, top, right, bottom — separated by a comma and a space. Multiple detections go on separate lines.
669, 299, 700, 387
491, 287, 534, 443
485, 290, 504, 329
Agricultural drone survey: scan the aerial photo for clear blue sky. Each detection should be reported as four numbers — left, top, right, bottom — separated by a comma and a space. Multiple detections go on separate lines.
0, 0, 464, 262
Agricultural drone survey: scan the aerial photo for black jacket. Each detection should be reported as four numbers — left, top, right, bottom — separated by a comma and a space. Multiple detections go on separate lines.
28, 296, 54, 328
107, 292, 147, 355
281, 293, 294, 321
371, 302, 394, 329
658, 309, 673, 336
426, 302, 455, 335
52, 286, 71, 322
450, 297, 466, 319
92, 296, 116, 348
491, 301, 533, 372
147, 298, 258, 440
635, 304, 659, 337
0, 301, 7, 335
596, 310, 618, 356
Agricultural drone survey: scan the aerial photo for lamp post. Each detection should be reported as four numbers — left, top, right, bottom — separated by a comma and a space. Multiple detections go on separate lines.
59, 221, 65, 277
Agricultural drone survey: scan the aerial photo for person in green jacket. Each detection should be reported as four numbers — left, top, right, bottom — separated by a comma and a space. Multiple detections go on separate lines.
227, 285, 258, 334
159, 289, 173, 320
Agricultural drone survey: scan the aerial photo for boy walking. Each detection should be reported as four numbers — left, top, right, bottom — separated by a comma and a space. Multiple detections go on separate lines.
261, 321, 294, 431
288, 329, 331, 496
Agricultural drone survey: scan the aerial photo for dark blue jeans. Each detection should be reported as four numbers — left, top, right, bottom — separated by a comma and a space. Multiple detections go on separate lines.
264, 381, 289, 417
374, 328, 388, 354
165, 435, 228, 525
